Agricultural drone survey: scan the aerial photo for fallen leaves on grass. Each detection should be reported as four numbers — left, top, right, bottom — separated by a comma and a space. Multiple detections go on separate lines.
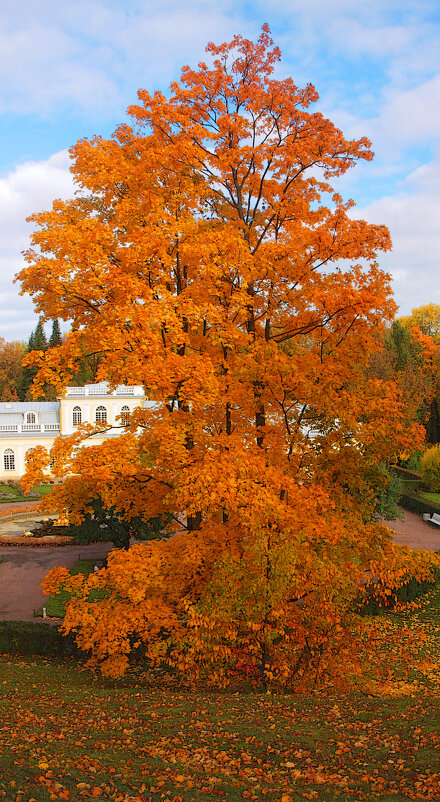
0, 654, 440, 801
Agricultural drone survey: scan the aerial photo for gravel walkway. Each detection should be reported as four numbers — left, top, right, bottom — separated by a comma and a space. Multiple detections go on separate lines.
0, 508, 438, 623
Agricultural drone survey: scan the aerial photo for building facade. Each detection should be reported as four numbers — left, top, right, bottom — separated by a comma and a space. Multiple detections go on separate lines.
0, 383, 145, 481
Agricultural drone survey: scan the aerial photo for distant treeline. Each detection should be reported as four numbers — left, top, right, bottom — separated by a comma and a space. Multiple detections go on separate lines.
0, 319, 99, 401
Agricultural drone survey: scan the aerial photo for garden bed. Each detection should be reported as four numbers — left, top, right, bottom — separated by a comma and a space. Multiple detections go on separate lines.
0, 535, 73, 547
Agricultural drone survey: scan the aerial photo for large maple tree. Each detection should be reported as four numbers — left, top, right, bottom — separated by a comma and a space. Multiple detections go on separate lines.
19, 27, 436, 686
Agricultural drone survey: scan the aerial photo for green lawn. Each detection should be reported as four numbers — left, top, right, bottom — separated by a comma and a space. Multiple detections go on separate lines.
0, 482, 53, 503
35, 484, 53, 497
419, 490, 440, 505
1, 585, 439, 800
0, 656, 439, 801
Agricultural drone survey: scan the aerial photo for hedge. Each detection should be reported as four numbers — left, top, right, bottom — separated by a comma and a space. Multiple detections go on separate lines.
392, 465, 423, 481
0, 621, 80, 657
399, 492, 440, 516
357, 568, 440, 616
401, 478, 424, 494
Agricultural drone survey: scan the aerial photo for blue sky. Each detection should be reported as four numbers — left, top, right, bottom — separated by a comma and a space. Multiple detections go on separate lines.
0, 0, 439, 340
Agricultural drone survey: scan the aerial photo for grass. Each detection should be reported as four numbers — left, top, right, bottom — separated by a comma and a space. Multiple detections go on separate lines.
35, 484, 53, 497
0, 482, 53, 503
1, 585, 439, 800
0, 485, 19, 496
37, 559, 103, 618
419, 490, 440, 504
0, 657, 439, 800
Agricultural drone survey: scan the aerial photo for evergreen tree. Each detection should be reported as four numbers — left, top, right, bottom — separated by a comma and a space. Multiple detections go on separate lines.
33, 319, 48, 351
19, 320, 48, 400
48, 319, 62, 348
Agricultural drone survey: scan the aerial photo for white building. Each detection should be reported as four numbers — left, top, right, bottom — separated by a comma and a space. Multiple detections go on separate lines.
0, 383, 145, 480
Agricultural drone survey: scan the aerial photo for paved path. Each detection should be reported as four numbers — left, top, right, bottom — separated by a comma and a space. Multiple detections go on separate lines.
382, 509, 440, 551
0, 508, 438, 623
0, 541, 114, 621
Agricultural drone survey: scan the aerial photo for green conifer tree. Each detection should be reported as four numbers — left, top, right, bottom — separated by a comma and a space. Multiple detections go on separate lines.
19, 320, 48, 400
48, 319, 62, 348
33, 319, 48, 351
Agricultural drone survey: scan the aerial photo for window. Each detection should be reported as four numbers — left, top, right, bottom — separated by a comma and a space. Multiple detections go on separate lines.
120, 405, 130, 425
72, 406, 82, 426
4, 449, 15, 471
95, 405, 107, 423
26, 411, 36, 424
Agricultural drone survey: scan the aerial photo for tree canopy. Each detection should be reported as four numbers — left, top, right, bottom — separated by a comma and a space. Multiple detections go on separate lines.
400, 303, 440, 344
0, 339, 26, 401
19, 27, 436, 688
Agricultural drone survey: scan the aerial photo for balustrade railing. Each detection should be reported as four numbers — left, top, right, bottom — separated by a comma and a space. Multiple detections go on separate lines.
67, 387, 85, 395
65, 385, 139, 397
0, 423, 60, 434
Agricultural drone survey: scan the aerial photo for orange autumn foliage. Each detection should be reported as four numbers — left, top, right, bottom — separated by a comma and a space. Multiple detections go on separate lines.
20, 27, 438, 686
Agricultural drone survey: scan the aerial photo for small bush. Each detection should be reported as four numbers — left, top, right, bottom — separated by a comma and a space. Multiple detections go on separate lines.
376, 471, 404, 520
0, 485, 19, 496
392, 465, 422, 481
421, 445, 440, 492
403, 450, 423, 472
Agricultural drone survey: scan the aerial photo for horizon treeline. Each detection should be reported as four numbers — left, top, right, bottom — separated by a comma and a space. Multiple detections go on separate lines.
0, 319, 100, 401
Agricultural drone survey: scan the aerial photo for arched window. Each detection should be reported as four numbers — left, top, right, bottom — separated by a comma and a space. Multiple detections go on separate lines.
26, 411, 36, 424
4, 449, 15, 471
95, 405, 107, 423
72, 406, 82, 426
120, 405, 130, 425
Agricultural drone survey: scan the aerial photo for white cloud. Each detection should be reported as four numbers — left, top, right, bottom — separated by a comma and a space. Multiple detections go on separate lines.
0, 151, 75, 340
328, 20, 412, 58
355, 154, 440, 315
0, 0, 246, 117
375, 76, 440, 152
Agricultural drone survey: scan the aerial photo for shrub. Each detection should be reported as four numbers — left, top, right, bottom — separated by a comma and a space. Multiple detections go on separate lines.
357, 568, 440, 616
399, 493, 440, 516
375, 471, 404, 520
0, 621, 79, 657
392, 465, 422, 481
421, 445, 440, 492
402, 450, 423, 472
401, 479, 424, 493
